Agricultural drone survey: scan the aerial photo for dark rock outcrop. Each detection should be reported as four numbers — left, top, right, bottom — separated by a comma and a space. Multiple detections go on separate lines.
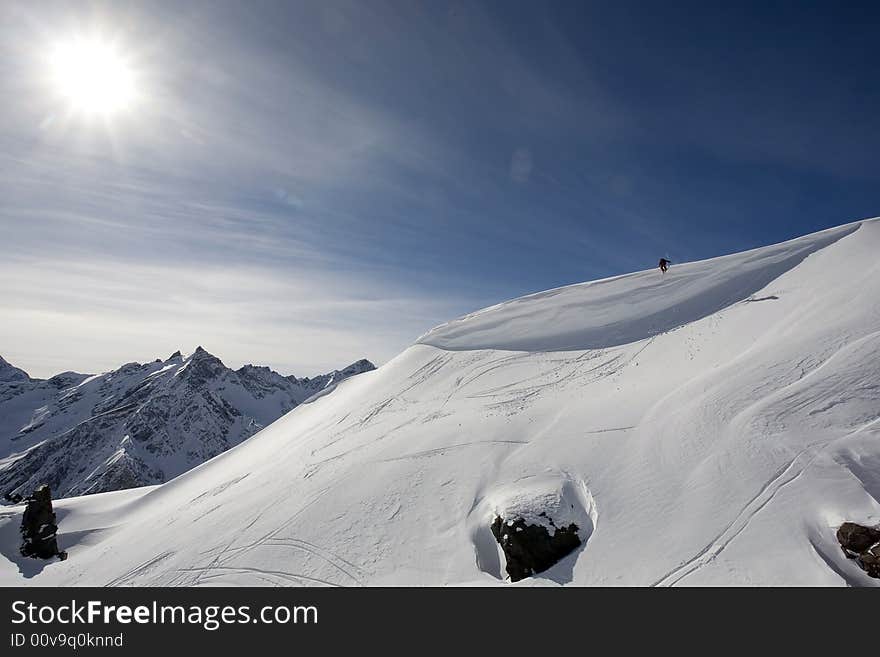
837, 521, 880, 578
19, 485, 67, 560
491, 513, 581, 582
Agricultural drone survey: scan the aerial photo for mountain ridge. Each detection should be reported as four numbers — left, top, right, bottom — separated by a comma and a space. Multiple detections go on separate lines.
0, 348, 375, 498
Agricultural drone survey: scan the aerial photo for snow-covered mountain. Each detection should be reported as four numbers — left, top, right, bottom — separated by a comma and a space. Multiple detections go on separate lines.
0, 349, 374, 498
1, 218, 879, 586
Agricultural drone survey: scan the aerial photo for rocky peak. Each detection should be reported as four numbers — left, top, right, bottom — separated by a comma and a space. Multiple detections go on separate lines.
0, 355, 29, 383
287, 358, 375, 390
235, 364, 292, 398
238, 364, 273, 376
179, 347, 226, 386
340, 359, 376, 376
47, 371, 90, 389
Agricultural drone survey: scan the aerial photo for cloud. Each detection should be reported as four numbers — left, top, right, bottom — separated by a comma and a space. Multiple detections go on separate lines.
509, 148, 533, 183
0, 255, 472, 379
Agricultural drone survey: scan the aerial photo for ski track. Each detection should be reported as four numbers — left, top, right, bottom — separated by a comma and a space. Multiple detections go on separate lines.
462, 351, 621, 401
262, 537, 365, 585
376, 440, 529, 463
652, 415, 880, 587
644, 329, 880, 586
266, 537, 365, 579
651, 445, 818, 587
177, 566, 341, 587
104, 551, 175, 587
184, 481, 369, 587
189, 511, 267, 586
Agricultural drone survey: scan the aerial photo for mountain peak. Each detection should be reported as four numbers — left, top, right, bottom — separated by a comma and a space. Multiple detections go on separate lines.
175, 346, 226, 387
344, 358, 376, 373
166, 350, 183, 361
237, 363, 276, 376
0, 355, 29, 383
190, 346, 219, 362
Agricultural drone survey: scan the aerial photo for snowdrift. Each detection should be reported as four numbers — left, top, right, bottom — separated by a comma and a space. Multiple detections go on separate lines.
418, 223, 857, 351
2, 218, 879, 586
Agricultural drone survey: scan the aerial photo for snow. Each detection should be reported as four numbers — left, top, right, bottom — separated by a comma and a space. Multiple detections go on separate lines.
484, 476, 595, 538
2, 218, 879, 586
417, 221, 859, 352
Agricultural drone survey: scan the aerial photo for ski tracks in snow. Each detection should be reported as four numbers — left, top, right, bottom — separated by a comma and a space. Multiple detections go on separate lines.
180, 482, 367, 587
651, 444, 819, 586
652, 415, 880, 586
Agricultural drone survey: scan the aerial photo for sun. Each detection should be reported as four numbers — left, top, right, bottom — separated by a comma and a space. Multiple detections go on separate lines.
48, 38, 136, 115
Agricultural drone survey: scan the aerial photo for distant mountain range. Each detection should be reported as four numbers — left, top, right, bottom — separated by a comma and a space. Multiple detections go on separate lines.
0, 349, 374, 498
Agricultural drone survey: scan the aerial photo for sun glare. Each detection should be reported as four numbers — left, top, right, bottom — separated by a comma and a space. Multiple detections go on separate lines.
49, 38, 136, 115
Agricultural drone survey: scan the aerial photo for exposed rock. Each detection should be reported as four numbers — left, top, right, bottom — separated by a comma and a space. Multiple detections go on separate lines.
837, 521, 880, 578
858, 543, 880, 578
491, 512, 581, 582
837, 522, 880, 556
19, 485, 67, 560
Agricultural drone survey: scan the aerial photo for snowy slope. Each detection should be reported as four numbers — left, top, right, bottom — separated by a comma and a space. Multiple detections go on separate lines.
1, 218, 878, 586
0, 349, 375, 498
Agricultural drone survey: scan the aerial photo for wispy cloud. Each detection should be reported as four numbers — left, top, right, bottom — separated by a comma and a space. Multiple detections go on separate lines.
509, 148, 533, 184
0, 254, 470, 378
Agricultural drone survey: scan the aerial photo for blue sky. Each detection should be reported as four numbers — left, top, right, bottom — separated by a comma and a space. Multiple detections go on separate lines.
2, 1, 878, 377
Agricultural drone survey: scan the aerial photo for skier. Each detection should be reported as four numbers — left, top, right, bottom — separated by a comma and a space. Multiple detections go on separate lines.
658, 258, 671, 274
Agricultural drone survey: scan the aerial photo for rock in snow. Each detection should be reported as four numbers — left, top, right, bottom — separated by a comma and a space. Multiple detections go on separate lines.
0, 350, 375, 498
837, 522, 880, 578
473, 475, 595, 581
19, 485, 66, 561
837, 522, 880, 556
1, 217, 880, 587
859, 544, 880, 578
491, 514, 581, 582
